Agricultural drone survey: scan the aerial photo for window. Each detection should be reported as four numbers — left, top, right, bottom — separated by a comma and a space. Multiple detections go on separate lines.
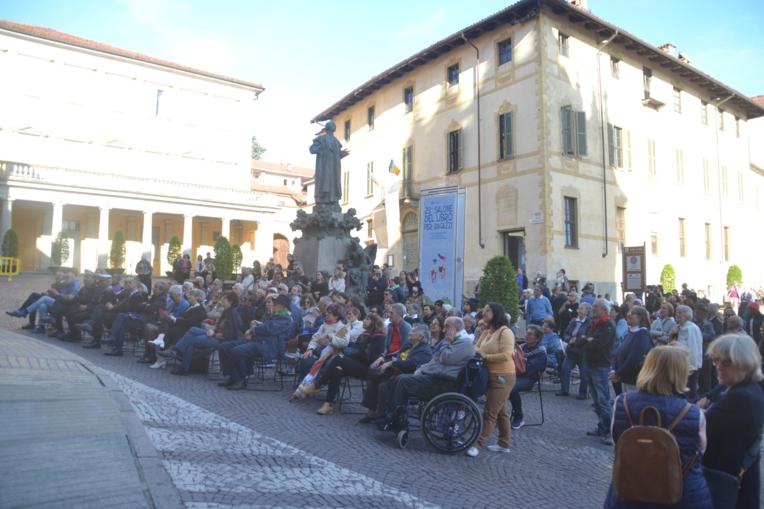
447, 128, 463, 173
678, 218, 686, 257
735, 117, 741, 138
283, 178, 287, 186
650, 232, 659, 255
366, 219, 373, 239
447, 63, 459, 87
616, 207, 626, 248
499, 111, 513, 159
367, 106, 375, 130
341, 171, 349, 204
607, 123, 624, 167
561, 106, 587, 156
673, 88, 682, 113
718, 108, 724, 131
675, 149, 684, 184
366, 161, 374, 196
344, 119, 351, 142
564, 197, 578, 248
498, 39, 512, 66
738, 171, 744, 201
723, 226, 730, 261
722, 166, 728, 197
610, 57, 620, 79
558, 33, 569, 57
705, 223, 712, 260
643, 67, 652, 99
701, 101, 708, 125
703, 159, 710, 193
403, 86, 413, 114
647, 139, 656, 176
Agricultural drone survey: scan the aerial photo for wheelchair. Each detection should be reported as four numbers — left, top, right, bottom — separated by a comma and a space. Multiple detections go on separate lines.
385, 357, 486, 454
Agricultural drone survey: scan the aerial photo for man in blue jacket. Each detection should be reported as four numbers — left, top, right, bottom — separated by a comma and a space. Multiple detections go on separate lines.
221, 295, 294, 390
525, 286, 553, 326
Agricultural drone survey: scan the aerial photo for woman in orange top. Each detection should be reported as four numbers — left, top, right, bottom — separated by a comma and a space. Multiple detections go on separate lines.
467, 302, 516, 457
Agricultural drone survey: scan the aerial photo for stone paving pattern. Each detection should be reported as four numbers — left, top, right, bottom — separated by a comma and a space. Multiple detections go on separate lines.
1, 275, 617, 508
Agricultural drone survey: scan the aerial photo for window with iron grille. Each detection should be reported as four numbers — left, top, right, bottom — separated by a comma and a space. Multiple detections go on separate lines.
564, 197, 578, 248
499, 111, 513, 159
498, 39, 512, 65
447, 128, 463, 173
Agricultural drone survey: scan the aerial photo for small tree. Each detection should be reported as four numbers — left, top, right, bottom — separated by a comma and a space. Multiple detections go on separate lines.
1, 229, 19, 257
478, 256, 520, 324
167, 235, 182, 266
660, 264, 676, 293
251, 135, 266, 160
231, 243, 243, 274
109, 230, 126, 269
50, 232, 70, 267
214, 236, 233, 280
726, 265, 743, 291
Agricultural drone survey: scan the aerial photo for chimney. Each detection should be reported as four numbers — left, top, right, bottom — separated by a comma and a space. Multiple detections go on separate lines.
658, 43, 677, 57
569, 0, 588, 9
678, 53, 692, 65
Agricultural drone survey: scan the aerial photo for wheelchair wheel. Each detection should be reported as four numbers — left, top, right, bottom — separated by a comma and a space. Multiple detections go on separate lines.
396, 429, 409, 449
421, 392, 482, 454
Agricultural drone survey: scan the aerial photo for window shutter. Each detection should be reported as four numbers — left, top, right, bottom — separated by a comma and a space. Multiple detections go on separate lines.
576, 110, 587, 156
561, 107, 572, 154
457, 129, 464, 170
507, 112, 513, 157
607, 123, 615, 166
625, 130, 632, 169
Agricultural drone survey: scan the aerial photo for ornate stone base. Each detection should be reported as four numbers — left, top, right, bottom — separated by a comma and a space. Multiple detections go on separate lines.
291, 203, 362, 277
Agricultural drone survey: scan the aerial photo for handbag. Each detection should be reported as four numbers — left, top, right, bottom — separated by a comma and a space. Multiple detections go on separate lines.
702, 435, 762, 509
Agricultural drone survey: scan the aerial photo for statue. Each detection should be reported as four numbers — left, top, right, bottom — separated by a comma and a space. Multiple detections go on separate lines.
343, 239, 377, 301
309, 121, 348, 206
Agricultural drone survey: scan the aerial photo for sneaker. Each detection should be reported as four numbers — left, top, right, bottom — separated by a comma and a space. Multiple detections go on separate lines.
465, 447, 479, 457
6, 309, 26, 318
487, 444, 511, 453
601, 435, 614, 446
316, 402, 333, 415
511, 417, 525, 430
149, 360, 167, 369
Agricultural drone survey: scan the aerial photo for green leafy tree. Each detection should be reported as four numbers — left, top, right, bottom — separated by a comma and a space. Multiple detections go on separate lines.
109, 230, 126, 269
50, 232, 70, 267
726, 265, 743, 291
1, 229, 19, 257
251, 136, 266, 160
478, 256, 519, 324
214, 236, 234, 280
231, 243, 243, 274
167, 236, 182, 266
660, 264, 676, 293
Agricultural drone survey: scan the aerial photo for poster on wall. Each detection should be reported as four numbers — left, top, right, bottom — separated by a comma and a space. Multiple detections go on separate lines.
419, 187, 465, 309
622, 245, 646, 293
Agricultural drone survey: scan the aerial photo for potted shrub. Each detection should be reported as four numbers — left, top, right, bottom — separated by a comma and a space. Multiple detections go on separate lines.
660, 264, 676, 293
1, 229, 19, 272
478, 256, 520, 324
49, 232, 70, 272
214, 236, 233, 282
107, 230, 126, 275
726, 265, 742, 291
231, 243, 243, 276
166, 235, 182, 278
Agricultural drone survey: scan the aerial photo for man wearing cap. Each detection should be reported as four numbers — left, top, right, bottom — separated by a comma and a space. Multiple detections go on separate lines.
219, 294, 294, 390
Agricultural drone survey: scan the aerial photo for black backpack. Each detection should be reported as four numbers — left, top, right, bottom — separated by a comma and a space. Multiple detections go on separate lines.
456, 355, 489, 401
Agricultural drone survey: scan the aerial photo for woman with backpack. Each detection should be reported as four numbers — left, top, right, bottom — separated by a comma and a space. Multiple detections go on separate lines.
466, 302, 516, 458
605, 345, 711, 508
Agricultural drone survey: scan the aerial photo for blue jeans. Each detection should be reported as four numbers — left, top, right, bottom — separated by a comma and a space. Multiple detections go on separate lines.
582, 363, 612, 435
218, 339, 248, 377
27, 295, 55, 323
230, 341, 266, 382
560, 356, 588, 397
175, 327, 220, 371
110, 313, 146, 350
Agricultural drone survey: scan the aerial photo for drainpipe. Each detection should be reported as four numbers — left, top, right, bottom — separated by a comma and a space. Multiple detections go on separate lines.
461, 32, 485, 249
596, 30, 618, 258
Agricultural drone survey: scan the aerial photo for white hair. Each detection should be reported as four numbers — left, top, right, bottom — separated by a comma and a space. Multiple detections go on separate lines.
675, 305, 693, 321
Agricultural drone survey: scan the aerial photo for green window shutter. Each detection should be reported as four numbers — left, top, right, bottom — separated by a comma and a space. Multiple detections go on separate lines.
576, 110, 587, 156
561, 106, 572, 154
607, 123, 615, 166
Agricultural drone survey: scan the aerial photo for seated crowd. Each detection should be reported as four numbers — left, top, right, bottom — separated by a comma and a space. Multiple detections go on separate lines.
7, 260, 764, 503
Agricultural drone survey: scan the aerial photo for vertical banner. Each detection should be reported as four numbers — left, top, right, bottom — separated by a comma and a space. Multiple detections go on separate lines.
419, 187, 464, 308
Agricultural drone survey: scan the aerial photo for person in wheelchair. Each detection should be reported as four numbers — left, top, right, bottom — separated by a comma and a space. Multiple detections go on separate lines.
218, 294, 295, 390
507, 324, 547, 430
377, 316, 475, 430
359, 323, 434, 423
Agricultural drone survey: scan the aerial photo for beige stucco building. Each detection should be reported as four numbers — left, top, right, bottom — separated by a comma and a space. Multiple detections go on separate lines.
0, 20, 304, 275
313, 0, 764, 299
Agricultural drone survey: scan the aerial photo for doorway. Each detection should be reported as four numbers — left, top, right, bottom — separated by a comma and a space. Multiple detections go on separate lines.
502, 229, 525, 272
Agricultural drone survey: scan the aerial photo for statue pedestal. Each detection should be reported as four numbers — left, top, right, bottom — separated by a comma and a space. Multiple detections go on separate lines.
291, 203, 361, 278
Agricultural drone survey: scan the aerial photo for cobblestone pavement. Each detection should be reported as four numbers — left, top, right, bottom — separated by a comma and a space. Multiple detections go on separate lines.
2, 275, 615, 508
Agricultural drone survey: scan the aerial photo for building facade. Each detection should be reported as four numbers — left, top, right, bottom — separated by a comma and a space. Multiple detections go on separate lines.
313, 0, 764, 299
0, 21, 302, 275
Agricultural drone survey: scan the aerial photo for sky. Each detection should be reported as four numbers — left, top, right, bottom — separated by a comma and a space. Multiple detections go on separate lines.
1, 0, 762, 168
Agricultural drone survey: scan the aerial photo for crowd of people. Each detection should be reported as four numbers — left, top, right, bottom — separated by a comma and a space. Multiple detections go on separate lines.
6, 259, 764, 508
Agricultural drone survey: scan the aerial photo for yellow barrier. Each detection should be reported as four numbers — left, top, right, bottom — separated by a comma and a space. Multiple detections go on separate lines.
0, 257, 21, 281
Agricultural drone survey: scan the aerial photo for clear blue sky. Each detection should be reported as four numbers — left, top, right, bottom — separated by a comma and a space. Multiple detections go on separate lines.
1, 0, 762, 166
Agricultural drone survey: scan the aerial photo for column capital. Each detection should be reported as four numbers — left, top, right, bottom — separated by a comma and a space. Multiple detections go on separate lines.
99, 206, 110, 212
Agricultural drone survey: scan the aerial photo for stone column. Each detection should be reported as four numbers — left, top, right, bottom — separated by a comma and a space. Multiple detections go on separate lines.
97, 207, 110, 269
141, 211, 153, 261
254, 220, 274, 264
0, 198, 13, 243
182, 214, 193, 255
51, 202, 63, 239
221, 217, 231, 240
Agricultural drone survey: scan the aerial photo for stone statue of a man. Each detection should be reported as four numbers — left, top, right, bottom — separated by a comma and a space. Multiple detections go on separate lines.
309, 121, 347, 205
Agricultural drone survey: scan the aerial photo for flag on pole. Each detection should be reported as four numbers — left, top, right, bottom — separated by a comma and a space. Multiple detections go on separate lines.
388, 159, 401, 176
